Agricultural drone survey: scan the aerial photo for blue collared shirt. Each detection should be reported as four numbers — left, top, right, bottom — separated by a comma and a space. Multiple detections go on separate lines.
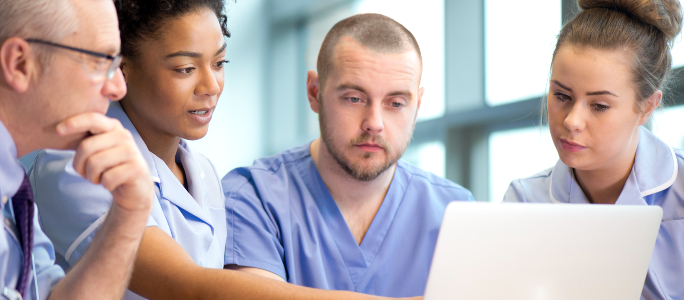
0, 120, 64, 300
222, 143, 474, 297
504, 126, 684, 300
30, 101, 226, 300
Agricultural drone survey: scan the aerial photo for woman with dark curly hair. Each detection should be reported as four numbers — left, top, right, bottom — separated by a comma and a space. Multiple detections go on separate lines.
28, 1, 412, 299
29, 0, 229, 299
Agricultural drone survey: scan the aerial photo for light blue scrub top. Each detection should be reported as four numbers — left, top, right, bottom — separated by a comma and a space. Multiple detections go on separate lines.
29, 101, 227, 300
222, 143, 474, 297
503, 126, 684, 300
0, 120, 64, 300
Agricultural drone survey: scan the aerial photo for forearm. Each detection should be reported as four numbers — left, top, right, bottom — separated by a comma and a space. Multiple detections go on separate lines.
49, 203, 150, 300
129, 227, 403, 300
183, 267, 395, 300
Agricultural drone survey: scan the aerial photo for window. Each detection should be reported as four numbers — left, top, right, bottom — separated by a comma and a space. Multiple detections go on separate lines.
485, 0, 561, 106
355, 0, 445, 121
670, 0, 684, 68
652, 105, 684, 149
403, 141, 446, 177
489, 126, 558, 202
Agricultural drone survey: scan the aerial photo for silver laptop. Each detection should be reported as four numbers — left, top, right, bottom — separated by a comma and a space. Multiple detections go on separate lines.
424, 202, 662, 300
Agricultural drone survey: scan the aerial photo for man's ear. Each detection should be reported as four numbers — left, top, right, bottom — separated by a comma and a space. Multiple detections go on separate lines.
0, 37, 37, 93
638, 90, 662, 126
417, 87, 424, 111
307, 70, 321, 113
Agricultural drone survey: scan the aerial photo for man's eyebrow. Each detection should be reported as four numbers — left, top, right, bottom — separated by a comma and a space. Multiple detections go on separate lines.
215, 43, 227, 56
337, 84, 368, 94
551, 80, 572, 92
388, 90, 413, 98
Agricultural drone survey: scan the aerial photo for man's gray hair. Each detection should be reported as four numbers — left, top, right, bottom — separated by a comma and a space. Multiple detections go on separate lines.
0, 0, 78, 67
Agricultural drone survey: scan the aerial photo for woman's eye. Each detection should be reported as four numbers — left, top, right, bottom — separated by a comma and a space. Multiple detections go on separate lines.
554, 93, 571, 102
593, 103, 609, 112
215, 60, 229, 68
175, 67, 195, 74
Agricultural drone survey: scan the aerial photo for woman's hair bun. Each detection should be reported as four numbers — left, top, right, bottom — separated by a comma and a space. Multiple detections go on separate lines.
578, 0, 683, 41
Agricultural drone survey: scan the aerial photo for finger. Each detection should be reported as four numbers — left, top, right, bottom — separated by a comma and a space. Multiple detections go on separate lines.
56, 112, 121, 137
72, 127, 134, 177
83, 140, 138, 185
101, 162, 153, 212
100, 161, 138, 192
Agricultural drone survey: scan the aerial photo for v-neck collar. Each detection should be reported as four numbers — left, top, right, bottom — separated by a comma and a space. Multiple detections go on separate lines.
549, 126, 677, 205
176, 141, 209, 205
296, 144, 409, 288
153, 142, 214, 232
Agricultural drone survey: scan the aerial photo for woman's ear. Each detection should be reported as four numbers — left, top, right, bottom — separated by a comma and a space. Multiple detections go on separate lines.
119, 58, 129, 83
638, 90, 662, 126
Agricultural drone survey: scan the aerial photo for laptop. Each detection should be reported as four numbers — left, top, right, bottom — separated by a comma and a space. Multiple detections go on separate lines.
424, 202, 662, 300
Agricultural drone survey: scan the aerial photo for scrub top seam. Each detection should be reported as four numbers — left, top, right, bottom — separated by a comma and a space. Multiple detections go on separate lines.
396, 164, 468, 192
247, 152, 312, 176
230, 176, 282, 242
649, 267, 671, 300
231, 177, 274, 223
660, 218, 684, 223
227, 188, 238, 267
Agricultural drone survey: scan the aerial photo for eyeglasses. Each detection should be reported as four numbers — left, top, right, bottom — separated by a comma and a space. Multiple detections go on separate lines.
25, 38, 122, 80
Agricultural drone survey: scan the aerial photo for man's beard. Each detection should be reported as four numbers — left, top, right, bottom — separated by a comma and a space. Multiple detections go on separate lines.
319, 101, 414, 182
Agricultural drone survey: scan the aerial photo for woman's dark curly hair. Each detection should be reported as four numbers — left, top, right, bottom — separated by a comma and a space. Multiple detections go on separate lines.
116, 0, 230, 59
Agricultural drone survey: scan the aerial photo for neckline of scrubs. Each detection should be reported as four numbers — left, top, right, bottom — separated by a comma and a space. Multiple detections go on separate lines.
548, 126, 677, 205
151, 142, 215, 234
112, 101, 215, 232
296, 146, 410, 288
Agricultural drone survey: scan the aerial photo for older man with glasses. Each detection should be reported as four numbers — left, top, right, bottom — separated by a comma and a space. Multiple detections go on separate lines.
0, 0, 153, 299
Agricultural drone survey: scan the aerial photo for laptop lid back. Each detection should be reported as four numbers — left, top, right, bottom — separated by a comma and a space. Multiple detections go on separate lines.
424, 202, 662, 300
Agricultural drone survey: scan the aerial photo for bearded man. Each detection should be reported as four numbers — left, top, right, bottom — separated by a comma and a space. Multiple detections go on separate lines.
221, 13, 473, 298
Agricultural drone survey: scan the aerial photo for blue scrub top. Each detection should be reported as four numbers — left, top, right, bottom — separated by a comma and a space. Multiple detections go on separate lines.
503, 126, 684, 300
0, 120, 64, 300
222, 143, 474, 297
30, 101, 227, 300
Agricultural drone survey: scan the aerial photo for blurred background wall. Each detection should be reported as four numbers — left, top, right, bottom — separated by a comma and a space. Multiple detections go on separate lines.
19, 0, 684, 201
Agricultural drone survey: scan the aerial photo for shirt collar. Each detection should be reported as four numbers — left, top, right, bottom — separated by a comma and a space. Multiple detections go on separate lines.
0, 119, 25, 201
106, 101, 160, 183
549, 126, 677, 204
176, 140, 208, 205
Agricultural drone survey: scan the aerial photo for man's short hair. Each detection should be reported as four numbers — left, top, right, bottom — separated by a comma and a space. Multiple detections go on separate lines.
316, 13, 422, 90
0, 0, 77, 68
